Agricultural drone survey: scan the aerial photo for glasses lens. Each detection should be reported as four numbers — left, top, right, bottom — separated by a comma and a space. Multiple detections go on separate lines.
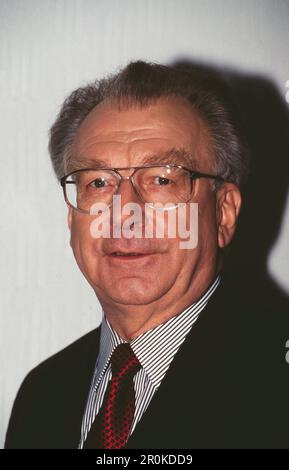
134, 166, 192, 205
64, 170, 119, 212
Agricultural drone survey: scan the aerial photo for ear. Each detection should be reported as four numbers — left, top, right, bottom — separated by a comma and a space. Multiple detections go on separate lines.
68, 206, 73, 230
67, 206, 73, 247
216, 183, 242, 249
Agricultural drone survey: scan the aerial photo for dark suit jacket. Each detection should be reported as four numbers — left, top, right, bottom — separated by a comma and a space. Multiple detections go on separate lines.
5, 276, 289, 449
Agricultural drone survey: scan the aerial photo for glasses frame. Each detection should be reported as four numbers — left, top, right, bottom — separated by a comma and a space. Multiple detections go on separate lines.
60, 164, 225, 214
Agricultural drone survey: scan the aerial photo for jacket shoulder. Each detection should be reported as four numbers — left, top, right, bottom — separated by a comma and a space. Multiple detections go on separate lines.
31, 327, 100, 375
20, 327, 101, 389
5, 327, 101, 449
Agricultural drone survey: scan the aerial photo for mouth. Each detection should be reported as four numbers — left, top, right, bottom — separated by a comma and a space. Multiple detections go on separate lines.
109, 251, 155, 260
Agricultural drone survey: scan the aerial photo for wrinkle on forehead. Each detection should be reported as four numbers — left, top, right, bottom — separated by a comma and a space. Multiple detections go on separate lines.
73, 96, 203, 147
68, 97, 213, 174
76, 126, 162, 145
67, 147, 199, 173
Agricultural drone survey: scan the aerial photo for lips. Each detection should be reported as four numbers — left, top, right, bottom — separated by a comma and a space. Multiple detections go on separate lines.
104, 240, 160, 257
111, 251, 153, 256
107, 248, 157, 262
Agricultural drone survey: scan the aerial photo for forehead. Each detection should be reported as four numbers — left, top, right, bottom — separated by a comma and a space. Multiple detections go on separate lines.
70, 96, 212, 169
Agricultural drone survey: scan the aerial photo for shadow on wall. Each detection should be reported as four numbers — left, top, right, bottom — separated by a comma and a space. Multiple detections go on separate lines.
174, 58, 289, 316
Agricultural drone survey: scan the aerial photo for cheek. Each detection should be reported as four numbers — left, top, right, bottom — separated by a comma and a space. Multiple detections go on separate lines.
166, 236, 198, 270
198, 200, 219, 251
70, 215, 102, 270
180, 192, 218, 257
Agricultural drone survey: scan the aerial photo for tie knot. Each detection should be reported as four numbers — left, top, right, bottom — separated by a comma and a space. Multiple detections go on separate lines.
110, 343, 141, 379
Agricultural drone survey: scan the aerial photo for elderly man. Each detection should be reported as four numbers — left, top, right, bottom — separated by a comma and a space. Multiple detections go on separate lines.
5, 61, 289, 449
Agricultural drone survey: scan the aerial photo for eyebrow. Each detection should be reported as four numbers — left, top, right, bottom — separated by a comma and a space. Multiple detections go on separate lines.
139, 148, 197, 169
67, 156, 109, 171
68, 148, 197, 172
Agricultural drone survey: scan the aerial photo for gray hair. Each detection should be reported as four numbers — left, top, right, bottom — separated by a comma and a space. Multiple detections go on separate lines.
48, 61, 249, 186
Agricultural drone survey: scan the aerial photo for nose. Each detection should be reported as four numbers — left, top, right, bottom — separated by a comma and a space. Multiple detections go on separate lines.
112, 176, 144, 235
116, 176, 142, 205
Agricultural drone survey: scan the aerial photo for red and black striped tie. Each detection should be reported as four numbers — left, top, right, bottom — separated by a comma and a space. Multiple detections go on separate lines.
83, 343, 141, 449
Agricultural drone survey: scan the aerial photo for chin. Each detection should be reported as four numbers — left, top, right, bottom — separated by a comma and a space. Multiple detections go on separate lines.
99, 279, 166, 306
108, 290, 159, 306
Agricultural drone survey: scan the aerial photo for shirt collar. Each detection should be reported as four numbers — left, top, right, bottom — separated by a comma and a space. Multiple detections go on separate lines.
94, 275, 221, 390
93, 315, 126, 391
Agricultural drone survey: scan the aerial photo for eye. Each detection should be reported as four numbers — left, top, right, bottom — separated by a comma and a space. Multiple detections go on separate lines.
89, 178, 107, 188
153, 176, 172, 186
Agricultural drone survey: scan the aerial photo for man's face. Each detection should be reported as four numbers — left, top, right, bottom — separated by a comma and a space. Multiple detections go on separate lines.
67, 97, 229, 310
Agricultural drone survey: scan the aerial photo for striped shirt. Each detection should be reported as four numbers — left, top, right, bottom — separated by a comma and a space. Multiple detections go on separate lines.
79, 275, 220, 448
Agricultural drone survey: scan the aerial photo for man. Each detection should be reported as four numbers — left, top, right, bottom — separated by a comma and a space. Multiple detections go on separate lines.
5, 61, 289, 449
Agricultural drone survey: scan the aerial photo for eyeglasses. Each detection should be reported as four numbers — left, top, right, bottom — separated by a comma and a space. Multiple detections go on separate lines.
60, 164, 225, 214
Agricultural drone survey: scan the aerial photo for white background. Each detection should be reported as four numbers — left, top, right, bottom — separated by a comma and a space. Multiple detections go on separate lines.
1, 0, 289, 448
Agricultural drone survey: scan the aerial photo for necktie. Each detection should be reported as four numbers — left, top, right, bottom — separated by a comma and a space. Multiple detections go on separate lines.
83, 343, 141, 449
